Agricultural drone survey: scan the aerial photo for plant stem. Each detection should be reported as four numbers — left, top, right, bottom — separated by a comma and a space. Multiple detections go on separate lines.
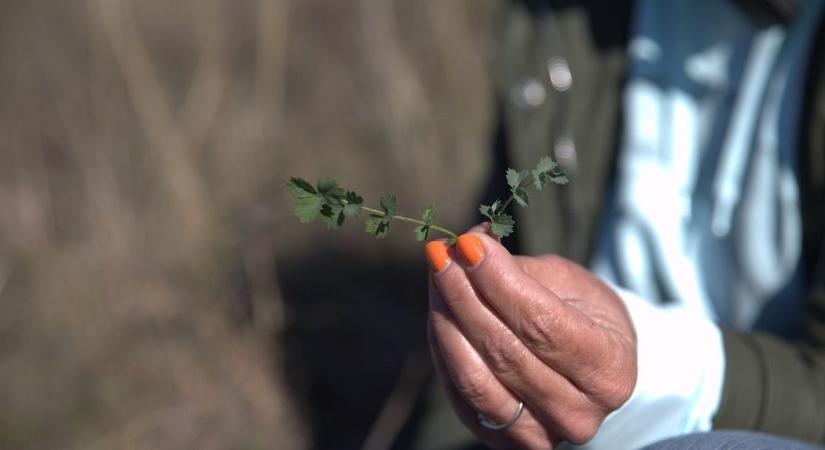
498, 194, 516, 213
497, 179, 530, 214
360, 206, 459, 241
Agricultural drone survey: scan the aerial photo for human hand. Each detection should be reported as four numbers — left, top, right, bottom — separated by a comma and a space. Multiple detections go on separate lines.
425, 224, 637, 449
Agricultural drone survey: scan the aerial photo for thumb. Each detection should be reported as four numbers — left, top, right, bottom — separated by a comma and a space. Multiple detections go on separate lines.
467, 222, 500, 243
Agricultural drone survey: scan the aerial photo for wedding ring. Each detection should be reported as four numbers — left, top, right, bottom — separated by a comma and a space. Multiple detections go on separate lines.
477, 401, 524, 431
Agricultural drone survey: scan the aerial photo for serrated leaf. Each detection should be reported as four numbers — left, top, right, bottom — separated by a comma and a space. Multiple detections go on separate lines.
533, 157, 564, 190
490, 199, 502, 214
345, 191, 363, 205
490, 213, 515, 238
316, 177, 339, 194
514, 187, 529, 207
414, 225, 430, 241
343, 203, 361, 217
506, 169, 529, 191
343, 191, 363, 217
317, 177, 346, 206
535, 156, 557, 174
550, 174, 569, 185
365, 215, 390, 239
286, 177, 317, 197
421, 205, 437, 225
292, 195, 323, 223
479, 204, 493, 220
319, 204, 345, 229
380, 194, 398, 218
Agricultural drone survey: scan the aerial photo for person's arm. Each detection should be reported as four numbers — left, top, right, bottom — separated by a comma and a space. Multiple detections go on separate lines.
713, 286, 825, 441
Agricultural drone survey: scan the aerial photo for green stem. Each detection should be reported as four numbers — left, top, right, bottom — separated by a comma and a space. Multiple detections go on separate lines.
498, 193, 516, 213
496, 177, 530, 214
360, 206, 458, 241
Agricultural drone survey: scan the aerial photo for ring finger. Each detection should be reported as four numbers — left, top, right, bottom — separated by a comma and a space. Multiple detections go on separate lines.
429, 287, 553, 448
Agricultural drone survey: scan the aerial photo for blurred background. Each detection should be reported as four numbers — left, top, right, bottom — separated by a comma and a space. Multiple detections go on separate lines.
0, 0, 500, 448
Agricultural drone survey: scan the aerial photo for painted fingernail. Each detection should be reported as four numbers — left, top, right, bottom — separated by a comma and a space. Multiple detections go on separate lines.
425, 240, 450, 272
456, 234, 484, 267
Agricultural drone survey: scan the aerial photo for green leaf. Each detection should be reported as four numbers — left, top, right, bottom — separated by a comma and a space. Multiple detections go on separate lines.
317, 177, 346, 206
380, 194, 398, 218
343, 191, 363, 217
414, 225, 429, 241
550, 173, 569, 185
415, 205, 437, 241
365, 214, 390, 239
286, 177, 318, 197
421, 205, 437, 225
287, 177, 324, 223
532, 156, 565, 190
316, 177, 339, 194
343, 203, 361, 217
479, 204, 493, 220
489, 213, 515, 238
534, 156, 557, 175
319, 204, 345, 229
292, 195, 323, 223
506, 169, 529, 191
514, 187, 529, 207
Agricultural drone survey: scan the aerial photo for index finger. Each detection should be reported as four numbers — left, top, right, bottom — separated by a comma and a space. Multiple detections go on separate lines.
453, 232, 614, 391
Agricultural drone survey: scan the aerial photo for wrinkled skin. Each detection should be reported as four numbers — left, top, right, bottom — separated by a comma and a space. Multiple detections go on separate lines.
428, 224, 637, 449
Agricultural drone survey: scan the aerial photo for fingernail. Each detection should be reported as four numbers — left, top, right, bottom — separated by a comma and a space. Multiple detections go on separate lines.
425, 240, 450, 272
456, 234, 484, 267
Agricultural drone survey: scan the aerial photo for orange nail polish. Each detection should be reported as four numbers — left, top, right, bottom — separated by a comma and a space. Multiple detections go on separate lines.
456, 234, 484, 267
425, 240, 450, 272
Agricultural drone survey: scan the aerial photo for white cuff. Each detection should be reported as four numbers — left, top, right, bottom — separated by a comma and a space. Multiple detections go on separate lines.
564, 287, 725, 450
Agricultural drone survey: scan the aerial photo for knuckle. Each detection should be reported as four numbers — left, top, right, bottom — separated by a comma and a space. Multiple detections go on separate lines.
518, 310, 560, 352
602, 370, 636, 410
451, 366, 491, 405
480, 333, 526, 376
587, 345, 637, 410
557, 410, 603, 445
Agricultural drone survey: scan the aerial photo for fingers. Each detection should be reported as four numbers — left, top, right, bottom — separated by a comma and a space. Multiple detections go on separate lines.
467, 222, 501, 243
455, 233, 615, 387
425, 241, 597, 439
429, 282, 522, 422
428, 287, 554, 449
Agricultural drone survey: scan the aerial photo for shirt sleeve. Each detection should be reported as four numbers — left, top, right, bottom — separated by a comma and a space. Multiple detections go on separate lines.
564, 287, 726, 450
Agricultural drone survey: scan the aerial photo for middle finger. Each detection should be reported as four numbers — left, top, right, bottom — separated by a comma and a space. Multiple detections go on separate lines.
426, 241, 595, 433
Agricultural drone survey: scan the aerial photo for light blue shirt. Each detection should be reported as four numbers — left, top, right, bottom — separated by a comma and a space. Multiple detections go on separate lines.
593, 0, 824, 333
577, 1, 825, 449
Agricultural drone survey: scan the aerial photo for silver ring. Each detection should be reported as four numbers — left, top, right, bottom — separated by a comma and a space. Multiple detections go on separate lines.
477, 401, 524, 431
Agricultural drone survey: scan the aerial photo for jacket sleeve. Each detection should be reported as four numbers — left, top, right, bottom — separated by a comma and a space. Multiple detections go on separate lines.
714, 306, 825, 442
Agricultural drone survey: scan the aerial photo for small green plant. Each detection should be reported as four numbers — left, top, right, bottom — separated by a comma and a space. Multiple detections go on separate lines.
286, 156, 568, 245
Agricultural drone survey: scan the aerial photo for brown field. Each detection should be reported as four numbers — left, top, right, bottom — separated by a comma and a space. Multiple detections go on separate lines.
0, 1, 498, 448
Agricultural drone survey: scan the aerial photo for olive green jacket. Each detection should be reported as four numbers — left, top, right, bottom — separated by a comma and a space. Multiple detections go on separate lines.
496, 0, 825, 443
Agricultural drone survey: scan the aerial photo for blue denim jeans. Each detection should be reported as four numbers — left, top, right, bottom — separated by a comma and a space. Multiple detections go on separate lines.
641, 431, 824, 450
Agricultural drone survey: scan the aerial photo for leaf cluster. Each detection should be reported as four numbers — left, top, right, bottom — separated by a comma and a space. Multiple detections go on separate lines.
286, 155, 567, 244
286, 177, 363, 228
364, 194, 397, 239
478, 156, 568, 238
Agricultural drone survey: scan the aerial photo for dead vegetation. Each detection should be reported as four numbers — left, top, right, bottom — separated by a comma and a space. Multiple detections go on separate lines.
0, 0, 497, 448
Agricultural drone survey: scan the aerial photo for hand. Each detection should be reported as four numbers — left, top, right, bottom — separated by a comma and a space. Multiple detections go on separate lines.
425, 224, 637, 449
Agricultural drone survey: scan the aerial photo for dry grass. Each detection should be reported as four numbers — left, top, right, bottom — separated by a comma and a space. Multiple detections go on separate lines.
0, 0, 498, 448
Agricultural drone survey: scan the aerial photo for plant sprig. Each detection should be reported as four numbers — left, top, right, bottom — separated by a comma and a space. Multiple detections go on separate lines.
286, 155, 567, 245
